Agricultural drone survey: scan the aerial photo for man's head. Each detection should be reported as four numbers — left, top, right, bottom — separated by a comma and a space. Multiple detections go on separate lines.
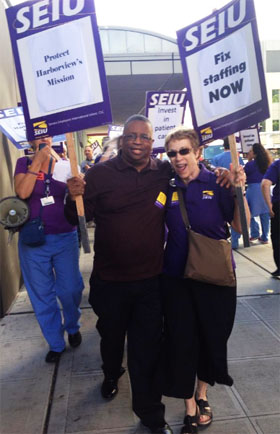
120, 115, 154, 171
84, 145, 93, 160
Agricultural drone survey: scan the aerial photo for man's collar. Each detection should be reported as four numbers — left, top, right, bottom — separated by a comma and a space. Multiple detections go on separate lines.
115, 151, 159, 172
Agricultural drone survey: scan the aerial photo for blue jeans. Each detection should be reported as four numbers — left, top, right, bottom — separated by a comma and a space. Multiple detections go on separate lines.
231, 227, 240, 249
18, 231, 84, 352
250, 213, 270, 241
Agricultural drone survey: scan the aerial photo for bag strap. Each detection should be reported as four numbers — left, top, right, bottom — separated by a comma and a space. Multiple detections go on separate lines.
177, 188, 191, 230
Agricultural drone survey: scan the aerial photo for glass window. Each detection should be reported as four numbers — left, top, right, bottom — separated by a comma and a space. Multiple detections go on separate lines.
126, 31, 144, 53
144, 35, 162, 52
259, 121, 266, 132
108, 30, 127, 54
272, 120, 279, 131
272, 89, 280, 103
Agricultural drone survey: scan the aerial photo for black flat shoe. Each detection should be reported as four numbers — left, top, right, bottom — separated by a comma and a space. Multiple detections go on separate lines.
150, 423, 173, 434
101, 367, 126, 399
68, 331, 82, 348
181, 414, 198, 434
45, 349, 65, 363
195, 396, 213, 428
271, 269, 280, 277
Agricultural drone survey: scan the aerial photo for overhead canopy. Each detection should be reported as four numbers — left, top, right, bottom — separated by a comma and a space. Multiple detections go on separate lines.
100, 26, 185, 124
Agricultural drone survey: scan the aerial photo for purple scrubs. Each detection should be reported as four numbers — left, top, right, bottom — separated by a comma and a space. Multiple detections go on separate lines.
15, 157, 84, 353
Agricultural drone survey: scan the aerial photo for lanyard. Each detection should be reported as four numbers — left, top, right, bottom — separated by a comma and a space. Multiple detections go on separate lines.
44, 157, 53, 198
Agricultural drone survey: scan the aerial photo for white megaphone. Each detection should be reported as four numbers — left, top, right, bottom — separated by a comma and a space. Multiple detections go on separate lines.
0, 196, 30, 243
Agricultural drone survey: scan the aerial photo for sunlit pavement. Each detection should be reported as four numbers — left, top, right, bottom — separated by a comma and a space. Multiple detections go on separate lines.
0, 229, 279, 434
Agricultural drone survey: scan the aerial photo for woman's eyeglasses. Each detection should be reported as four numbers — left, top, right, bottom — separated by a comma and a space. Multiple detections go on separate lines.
166, 148, 191, 158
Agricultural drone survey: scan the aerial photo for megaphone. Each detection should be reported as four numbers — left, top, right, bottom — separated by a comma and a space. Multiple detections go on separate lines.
0, 196, 29, 228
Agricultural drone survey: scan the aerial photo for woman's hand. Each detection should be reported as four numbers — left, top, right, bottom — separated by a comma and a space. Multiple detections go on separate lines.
32, 144, 51, 167
67, 176, 86, 199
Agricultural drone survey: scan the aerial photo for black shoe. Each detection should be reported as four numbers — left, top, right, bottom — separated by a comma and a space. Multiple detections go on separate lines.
271, 269, 280, 277
181, 415, 198, 434
45, 349, 65, 363
150, 423, 173, 434
101, 367, 126, 399
68, 331, 82, 348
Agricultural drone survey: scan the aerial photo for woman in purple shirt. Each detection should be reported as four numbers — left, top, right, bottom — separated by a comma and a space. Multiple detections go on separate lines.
244, 143, 272, 243
161, 128, 249, 434
14, 137, 84, 363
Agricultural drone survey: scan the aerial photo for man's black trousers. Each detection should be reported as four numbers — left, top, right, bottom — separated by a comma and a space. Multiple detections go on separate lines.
89, 274, 165, 429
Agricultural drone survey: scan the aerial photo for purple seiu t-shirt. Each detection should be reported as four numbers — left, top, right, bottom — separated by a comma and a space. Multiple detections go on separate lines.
244, 160, 264, 183
164, 165, 235, 278
263, 159, 280, 203
14, 157, 76, 235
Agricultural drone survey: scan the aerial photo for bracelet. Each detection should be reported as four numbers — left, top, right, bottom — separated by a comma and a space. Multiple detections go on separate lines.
27, 170, 39, 176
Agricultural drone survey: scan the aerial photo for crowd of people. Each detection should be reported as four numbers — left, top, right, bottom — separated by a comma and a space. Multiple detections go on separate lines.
13, 116, 279, 434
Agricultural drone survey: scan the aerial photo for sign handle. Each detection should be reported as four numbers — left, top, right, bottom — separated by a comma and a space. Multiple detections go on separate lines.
228, 134, 250, 248
66, 132, 91, 253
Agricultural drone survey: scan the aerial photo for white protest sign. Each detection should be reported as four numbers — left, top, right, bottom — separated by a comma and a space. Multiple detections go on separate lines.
177, 0, 269, 144
187, 24, 259, 126
18, 16, 102, 119
240, 127, 260, 152
146, 92, 188, 150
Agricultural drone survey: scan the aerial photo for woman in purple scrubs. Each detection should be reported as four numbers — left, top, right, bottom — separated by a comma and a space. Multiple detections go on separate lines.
14, 137, 84, 363
161, 128, 249, 434
244, 143, 272, 244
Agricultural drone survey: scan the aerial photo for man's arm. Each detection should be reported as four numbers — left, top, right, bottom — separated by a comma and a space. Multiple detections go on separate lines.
261, 179, 274, 217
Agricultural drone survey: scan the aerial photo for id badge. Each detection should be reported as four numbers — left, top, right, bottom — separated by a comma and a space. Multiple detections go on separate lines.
41, 196, 55, 206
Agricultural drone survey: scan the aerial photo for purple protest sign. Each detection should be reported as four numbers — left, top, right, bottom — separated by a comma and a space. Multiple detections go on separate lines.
145, 91, 188, 152
177, 0, 269, 145
5, 0, 112, 141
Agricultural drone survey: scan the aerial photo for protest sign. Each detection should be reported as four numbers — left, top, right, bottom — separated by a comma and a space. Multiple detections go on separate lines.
177, 0, 269, 145
0, 106, 29, 149
239, 125, 260, 153
6, 0, 112, 141
146, 91, 188, 151
108, 125, 123, 139
0, 106, 67, 150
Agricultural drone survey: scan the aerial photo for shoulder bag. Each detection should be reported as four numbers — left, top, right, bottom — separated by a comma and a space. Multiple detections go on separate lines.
177, 188, 236, 287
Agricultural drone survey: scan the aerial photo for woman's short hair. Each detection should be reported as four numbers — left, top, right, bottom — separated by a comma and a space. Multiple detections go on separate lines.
164, 128, 200, 151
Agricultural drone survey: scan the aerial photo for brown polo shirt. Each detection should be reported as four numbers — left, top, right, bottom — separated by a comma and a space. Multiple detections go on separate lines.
65, 154, 172, 281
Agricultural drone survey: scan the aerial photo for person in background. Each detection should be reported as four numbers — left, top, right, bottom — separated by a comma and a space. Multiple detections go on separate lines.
58, 143, 69, 160
94, 136, 120, 164
261, 159, 280, 277
244, 144, 272, 244
80, 145, 95, 173
65, 115, 173, 434
14, 137, 84, 363
211, 137, 244, 250
161, 128, 249, 434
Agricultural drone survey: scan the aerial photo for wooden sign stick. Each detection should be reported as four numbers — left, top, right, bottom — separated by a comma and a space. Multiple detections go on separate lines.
228, 134, 250, 248
66, 132, 91, 253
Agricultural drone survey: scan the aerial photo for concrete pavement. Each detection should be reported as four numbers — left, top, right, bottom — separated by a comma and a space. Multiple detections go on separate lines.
0, 230, 279, 434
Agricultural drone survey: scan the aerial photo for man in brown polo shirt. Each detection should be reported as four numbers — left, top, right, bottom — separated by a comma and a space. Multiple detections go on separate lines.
65, 115, 173, 434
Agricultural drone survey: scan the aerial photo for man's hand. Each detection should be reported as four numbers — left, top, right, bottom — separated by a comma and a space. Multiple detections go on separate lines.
67, 176, 86, 200
214, 167, 231, 188
215, 165, 246, 189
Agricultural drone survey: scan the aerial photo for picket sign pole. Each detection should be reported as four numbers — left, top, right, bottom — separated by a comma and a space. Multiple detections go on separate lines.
66, 132, 91, 253
228, 134, 250, 248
